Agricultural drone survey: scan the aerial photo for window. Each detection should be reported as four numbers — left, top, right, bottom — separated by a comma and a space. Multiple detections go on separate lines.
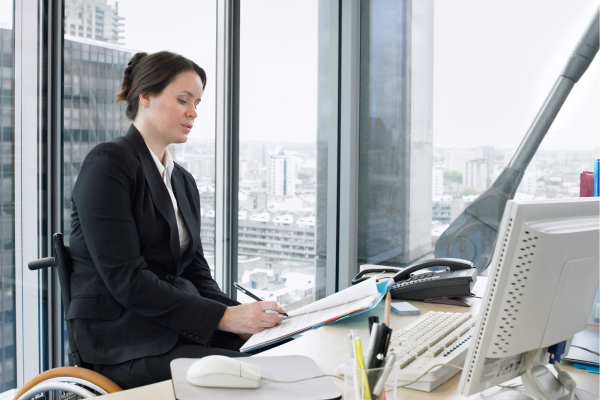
235, 0, 336, 309
357, 1, 599, 271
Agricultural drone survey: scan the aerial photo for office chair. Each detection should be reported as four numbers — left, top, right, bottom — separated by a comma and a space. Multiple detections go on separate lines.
14, 233, 122, 400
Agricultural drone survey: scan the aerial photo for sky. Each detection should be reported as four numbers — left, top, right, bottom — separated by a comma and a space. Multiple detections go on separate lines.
1, 0, 597, 150
114, 0, 598, 150
434, 0, 599, 151
110, 0, 319, 143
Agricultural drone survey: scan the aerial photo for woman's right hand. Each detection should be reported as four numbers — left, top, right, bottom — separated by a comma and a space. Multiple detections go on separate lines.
217, 301, 287, 335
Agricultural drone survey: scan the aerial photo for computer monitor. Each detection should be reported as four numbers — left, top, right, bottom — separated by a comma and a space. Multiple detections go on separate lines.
459, 197, 599, 398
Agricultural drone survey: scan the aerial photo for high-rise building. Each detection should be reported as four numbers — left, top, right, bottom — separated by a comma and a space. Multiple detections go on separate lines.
201, 215, 316, 270
482, 146, 494, 186
518, 156, 537, 195
181, 154, 215, 180
0, 26, 16, 392
62, 37, 132, 238
432, 167, 443, 198
64, 0, 125, 44
463, 159, 488, 192
444, 148, 480, 172
267, 148, 296, 196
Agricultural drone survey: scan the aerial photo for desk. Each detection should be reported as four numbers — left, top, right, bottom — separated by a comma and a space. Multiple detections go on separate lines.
99, 278, 599, 399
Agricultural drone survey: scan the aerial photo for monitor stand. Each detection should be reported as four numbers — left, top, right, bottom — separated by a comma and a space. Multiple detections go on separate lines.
520, 365, 599, 400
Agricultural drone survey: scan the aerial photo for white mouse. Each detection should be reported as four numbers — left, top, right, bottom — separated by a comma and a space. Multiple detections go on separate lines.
186, 355, 262, 389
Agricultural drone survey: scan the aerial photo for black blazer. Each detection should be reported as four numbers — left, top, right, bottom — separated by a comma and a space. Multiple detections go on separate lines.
67, 125, 239, 365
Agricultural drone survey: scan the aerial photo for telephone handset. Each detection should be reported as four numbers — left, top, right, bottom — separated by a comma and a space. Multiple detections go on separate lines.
390, 258, 474, 283
353, 258, 477, 304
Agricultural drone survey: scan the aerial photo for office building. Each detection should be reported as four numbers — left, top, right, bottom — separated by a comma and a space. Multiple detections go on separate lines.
431, 195, 466, 226
0, 27, 15, 393
431, 195, 452, 224
432, 167, 443, 198
517, 156, 537, 195
267, 148, 296, 196
181, 154, 215, 180
463, 159, 488, 192
482, 146, 494, 186
202, 214, 316, 269
64, 0, 125, 44
62, 37, 132, 238
444, 148, 480, 173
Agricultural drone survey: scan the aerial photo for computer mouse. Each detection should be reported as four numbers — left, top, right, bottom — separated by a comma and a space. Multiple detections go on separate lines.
186, 355, 262, 389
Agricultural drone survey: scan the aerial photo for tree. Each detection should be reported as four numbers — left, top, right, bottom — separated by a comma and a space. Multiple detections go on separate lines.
443, 170, 463, 183
460, 187, 478, 196
298, 172, 311, 180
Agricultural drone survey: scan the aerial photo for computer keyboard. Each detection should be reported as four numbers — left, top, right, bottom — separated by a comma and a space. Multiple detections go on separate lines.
388, 311, 476, 391
335, 311, 477, 391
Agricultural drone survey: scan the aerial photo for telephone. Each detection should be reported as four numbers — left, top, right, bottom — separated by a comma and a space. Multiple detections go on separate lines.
353, 258, 477, 304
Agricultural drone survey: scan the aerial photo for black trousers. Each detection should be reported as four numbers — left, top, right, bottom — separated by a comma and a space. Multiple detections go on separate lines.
94, 331, 249, 390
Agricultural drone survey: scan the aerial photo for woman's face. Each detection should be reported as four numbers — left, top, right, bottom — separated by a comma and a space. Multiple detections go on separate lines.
141, 70, 203, 145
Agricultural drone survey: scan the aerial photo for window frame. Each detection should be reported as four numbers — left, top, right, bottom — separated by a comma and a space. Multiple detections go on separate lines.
14, 0, 47, 386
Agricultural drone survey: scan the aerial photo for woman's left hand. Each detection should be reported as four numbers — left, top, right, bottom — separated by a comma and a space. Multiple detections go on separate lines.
239, 333, 252, 341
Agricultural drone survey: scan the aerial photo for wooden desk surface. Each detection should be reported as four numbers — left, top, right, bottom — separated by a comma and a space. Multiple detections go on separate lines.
100, 279, 599, 399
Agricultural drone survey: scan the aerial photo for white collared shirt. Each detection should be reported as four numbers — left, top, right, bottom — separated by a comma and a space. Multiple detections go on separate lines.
145, 143, 191, 252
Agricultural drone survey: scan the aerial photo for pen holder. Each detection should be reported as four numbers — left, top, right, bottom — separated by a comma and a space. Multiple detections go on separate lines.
343, 360, 397, 400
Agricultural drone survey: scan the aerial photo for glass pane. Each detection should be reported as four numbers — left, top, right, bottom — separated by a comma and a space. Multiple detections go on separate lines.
431, 2, 599, 269
358, 0, 426, 267
62, 0, 216, 362
358, 1, 599, 270
0, 0, 16, 391
236, 0, 333, 310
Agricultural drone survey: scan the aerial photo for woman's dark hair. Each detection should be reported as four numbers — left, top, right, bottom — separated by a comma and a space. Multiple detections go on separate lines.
116, 51, 207, 121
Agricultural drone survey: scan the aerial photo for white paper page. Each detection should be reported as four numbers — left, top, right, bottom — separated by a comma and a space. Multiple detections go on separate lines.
242, 294, 379, 351
286, 277, 381, 317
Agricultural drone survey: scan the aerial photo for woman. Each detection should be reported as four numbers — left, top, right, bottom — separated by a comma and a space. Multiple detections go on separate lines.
68, 51, 286, 389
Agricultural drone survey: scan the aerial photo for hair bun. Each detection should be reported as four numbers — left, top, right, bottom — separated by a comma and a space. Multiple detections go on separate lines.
127, 52, 148, 68
116, 52, 149, 104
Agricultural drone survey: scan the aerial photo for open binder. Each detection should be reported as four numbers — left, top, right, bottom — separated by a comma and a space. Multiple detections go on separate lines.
241, 278, 388, 352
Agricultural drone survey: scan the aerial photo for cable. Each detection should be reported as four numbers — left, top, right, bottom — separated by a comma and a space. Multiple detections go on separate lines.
382, 363, 463, 394
570, 345, 599, 356
481, 385, 538, 400
553, 361, 578, 400
396, 363, 463, 388
524, 350, 551, 400
374, 350, 577, 400
262, 374, 344, 383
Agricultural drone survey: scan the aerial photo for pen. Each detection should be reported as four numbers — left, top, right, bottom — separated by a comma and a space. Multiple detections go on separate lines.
372, 353, 396, 399
350, 330, 361, 399
384, 291, 392, 325
354, 333, 372, 400
368, 316, 379, 333
232, 282, 289, 317
365, 323, 381, 369
369, 324, 390, 369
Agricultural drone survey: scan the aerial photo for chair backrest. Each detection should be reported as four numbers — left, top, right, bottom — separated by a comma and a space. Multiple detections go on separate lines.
52, 233, 93, 369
